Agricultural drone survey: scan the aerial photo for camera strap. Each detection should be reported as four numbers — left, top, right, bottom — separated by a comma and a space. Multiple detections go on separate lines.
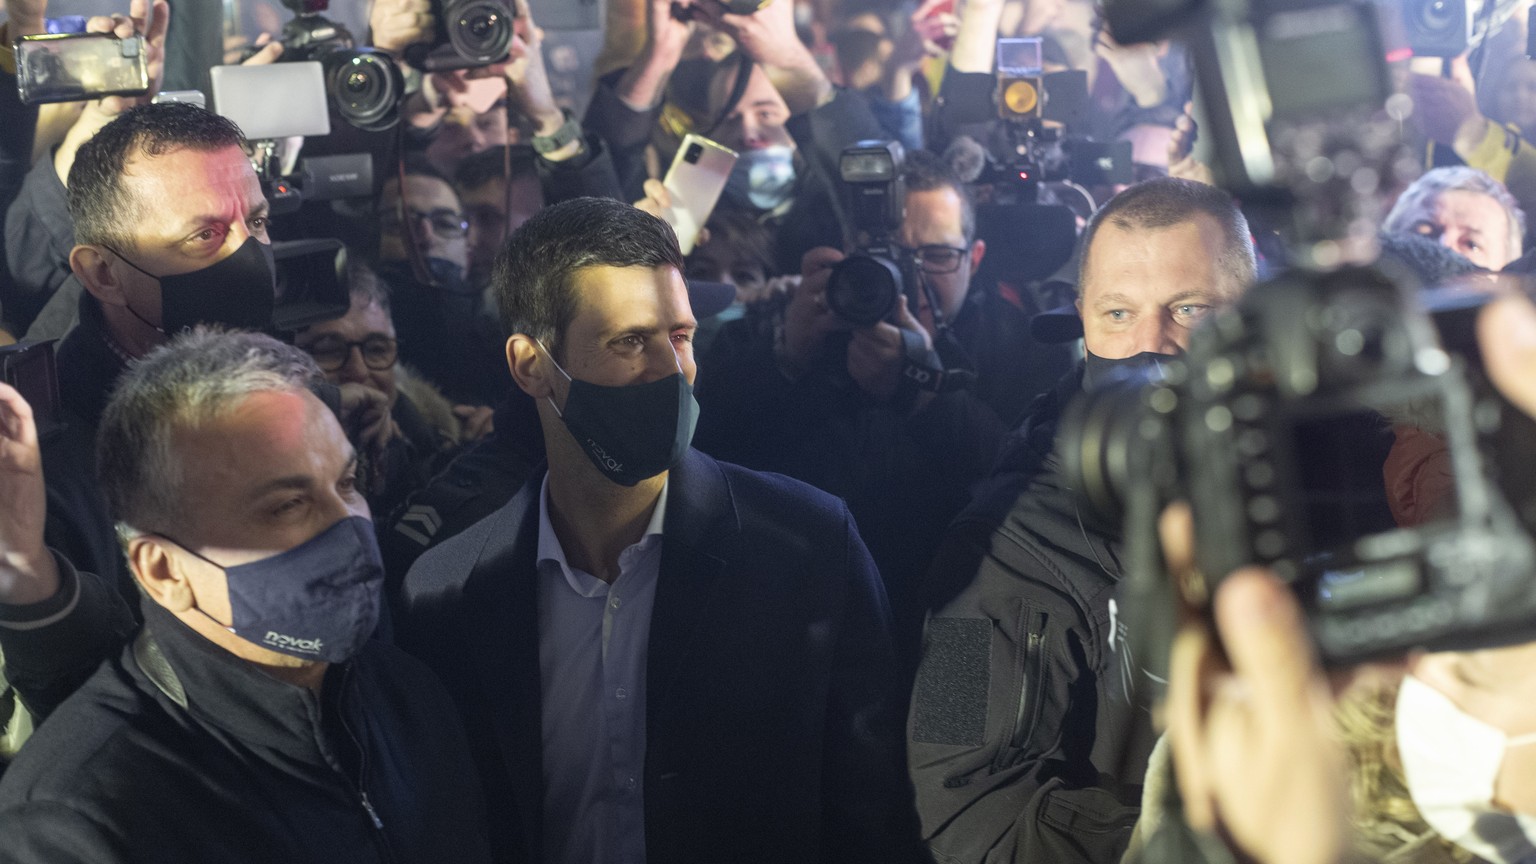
703, 53, 757, 136
898, 328, 975, 395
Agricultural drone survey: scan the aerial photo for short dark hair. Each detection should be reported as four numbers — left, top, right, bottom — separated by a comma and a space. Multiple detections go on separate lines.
493, 197, 685, 357
401, 151, 454, 186
453, 145, 538, 193
68, 102, 247, 251
1079, 176, 1256, 295
902, 149, 977, 242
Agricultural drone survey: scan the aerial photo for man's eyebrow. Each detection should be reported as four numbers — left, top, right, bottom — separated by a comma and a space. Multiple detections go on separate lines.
250, 475, 314, 497
1091, 292, 1137, 308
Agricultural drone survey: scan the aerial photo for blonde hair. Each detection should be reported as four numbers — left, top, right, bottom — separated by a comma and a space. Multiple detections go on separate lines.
1335, 679, 1472, 864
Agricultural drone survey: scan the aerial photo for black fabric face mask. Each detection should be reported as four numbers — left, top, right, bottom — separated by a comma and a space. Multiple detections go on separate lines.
1081, 349, 1178, 391
539, 342, 699, 487
110, 237, 276, 334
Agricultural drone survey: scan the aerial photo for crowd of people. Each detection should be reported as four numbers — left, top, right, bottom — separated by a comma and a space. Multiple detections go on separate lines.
2, 0, 1536, 862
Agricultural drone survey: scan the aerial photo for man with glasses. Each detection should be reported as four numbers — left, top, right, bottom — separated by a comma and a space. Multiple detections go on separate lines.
695, 150, 1073, 661
375, 156, 510, 407
294, 264, 487, 524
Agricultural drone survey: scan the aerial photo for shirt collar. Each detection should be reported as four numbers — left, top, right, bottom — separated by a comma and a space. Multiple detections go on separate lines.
536, 474, 668, 593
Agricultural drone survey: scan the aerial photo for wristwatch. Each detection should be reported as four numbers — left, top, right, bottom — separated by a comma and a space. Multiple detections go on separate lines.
531, 109, 581, 155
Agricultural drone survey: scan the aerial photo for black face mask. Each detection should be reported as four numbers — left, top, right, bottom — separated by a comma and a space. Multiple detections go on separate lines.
539, 342, 699, 487
110, 237, 276, 334
1082, 349, 1178, 391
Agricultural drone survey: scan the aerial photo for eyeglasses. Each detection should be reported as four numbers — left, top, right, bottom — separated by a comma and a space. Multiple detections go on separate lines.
382, 206, 470, 239
303, 334, 399, 372
898, 244, 971, 275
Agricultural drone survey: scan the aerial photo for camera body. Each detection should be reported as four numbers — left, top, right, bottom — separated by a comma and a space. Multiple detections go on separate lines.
1060, 270, 1536, 664
1403, 0, 1470, 58
404, 0, 515, 72
826, 141, 907, 328
255, 2, 403, 132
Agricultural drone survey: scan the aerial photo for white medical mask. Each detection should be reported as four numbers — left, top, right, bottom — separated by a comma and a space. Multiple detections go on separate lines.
1397, 674, 1536, 864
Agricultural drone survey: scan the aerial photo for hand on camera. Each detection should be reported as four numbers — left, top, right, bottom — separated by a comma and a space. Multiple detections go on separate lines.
1167, 102, 1214, 186
84, 0, 169, 114
239, 32, 284, 66
0, 383, 60, 607
693, 0, 811, 72
338, 383, 404, 475
1408, 55, 1487, 154
370, 0, 434, 57
847, 294, 930, 402
1161, 502, 1350, 864
502, 0, 566, 143
781, 247, 853, 376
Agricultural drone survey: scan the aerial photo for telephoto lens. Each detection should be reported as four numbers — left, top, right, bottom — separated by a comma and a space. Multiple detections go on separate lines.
323, 48, 402, 132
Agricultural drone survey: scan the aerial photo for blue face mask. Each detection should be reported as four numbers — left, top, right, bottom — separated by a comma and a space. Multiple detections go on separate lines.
539, 342, 699, 487
166, 516, 384, 664
723, 145, 797, 212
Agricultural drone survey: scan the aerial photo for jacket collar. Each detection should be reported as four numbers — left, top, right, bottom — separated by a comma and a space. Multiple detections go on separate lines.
133, 599, 346, 763
55, 293, 131, 429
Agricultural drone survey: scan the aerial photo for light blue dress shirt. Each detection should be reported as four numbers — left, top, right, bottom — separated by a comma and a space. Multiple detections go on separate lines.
535, 476, 667, 864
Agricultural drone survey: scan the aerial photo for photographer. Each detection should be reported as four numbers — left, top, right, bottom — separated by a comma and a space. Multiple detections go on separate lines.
694, 149, 1074, 659
375, 155, 510, 407
1151, 290, 1536, 864
584, 0, 887, 271
905, 176, 1254, 864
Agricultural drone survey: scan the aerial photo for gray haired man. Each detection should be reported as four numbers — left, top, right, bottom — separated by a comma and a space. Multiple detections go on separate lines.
0, 329, 491, 864
1384, 166, 1526, 271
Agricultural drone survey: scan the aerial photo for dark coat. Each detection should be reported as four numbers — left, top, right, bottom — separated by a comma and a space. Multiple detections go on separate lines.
906, 365, 1159, 864
0, 602, 493, 864
396, 448, 928, 864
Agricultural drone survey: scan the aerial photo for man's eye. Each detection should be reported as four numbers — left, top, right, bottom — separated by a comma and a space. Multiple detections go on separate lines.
1107, 309, 1129, 321
1176, 304, 1212, 321
250, 216, 270, 231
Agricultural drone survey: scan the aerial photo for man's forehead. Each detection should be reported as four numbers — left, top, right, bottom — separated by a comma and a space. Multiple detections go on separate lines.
1082, 216, 1229, 294
568, 264, 694, 325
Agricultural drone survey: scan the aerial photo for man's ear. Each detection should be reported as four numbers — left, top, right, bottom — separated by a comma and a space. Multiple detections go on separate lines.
70, 244, 127, 307
127, 535, 195, 612
507, 334, 556, 400
969, 238, 987, 272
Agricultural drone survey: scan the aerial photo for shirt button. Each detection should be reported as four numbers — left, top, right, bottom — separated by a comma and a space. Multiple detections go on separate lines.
626, 777, 637, 791
610, 596, 621, 609
615, 688, 628, 700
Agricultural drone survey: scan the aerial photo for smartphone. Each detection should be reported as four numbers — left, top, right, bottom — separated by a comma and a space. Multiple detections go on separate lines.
15, 33, 149, 105
0, 341, 60, 440
662, 134, 739, 256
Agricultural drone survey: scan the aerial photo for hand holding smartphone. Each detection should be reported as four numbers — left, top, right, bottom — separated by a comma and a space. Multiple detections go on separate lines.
661, 134, 739, 256
15, 32, 149, 105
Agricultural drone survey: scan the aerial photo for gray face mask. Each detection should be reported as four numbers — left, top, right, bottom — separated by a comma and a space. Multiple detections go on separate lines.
723, 145, 797, 212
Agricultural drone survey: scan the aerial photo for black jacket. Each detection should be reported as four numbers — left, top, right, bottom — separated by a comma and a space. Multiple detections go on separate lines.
396, 448, 927, 864
906, 366, 1158, 864
0, 63, 38, 328
3, 147, 77, 341
0, 601, 493, 864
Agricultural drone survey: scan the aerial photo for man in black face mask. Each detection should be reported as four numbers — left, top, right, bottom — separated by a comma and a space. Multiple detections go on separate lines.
14, 102, 277, 635
905, 176, 1255, 864
396, 197, 926, 864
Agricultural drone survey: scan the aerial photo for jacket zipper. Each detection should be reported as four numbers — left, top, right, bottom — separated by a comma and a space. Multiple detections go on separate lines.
1001, 607, 1047, 766
328, 664, 398, 864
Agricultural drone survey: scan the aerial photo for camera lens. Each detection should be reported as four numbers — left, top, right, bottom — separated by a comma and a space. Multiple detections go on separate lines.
685, 143, 703, 164
445, 0, 513, 64
325, 49, 403, 132
825, 255, 900, 327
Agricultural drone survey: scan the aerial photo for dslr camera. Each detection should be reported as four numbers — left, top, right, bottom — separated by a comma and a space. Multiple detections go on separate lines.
1059, 270, 1536, 665
825, 140, 907, 327
404, 0, 515, 72
257, 0, 404, 131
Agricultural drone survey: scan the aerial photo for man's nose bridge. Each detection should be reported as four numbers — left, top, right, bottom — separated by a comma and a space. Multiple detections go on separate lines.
1133, 313, 1179, 354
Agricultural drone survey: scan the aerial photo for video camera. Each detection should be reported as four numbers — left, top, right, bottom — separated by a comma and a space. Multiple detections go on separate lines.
404, 0, 515, 72
975, 37, 1132, 206
253, 0, 403, 132
1059, 271, 1536, 665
